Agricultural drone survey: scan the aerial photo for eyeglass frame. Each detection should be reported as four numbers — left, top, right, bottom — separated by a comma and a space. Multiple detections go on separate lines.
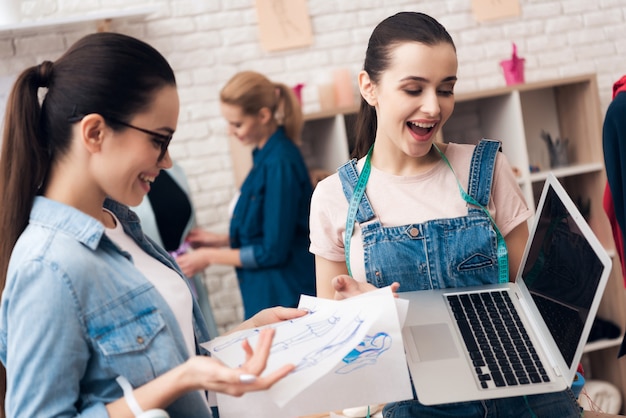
67, 114, 173, 162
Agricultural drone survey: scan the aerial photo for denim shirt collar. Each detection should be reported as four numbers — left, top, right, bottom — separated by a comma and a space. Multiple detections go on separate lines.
30, 196, 105, 250
30, 196, 143, 250
252, 126, 287, 167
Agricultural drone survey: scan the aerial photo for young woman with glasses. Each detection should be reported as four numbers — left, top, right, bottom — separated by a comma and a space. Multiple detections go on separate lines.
0, 32, 306, 417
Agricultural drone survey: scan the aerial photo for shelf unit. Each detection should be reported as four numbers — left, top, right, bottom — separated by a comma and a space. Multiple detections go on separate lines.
0, 6, 157, 36
442, 76, 626, 413
228, 74, 626, 411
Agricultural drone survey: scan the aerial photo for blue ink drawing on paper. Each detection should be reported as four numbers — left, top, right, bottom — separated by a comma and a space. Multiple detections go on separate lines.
208, 304, 392, 376
337, 332, 392, 374
291, 313, 365, 372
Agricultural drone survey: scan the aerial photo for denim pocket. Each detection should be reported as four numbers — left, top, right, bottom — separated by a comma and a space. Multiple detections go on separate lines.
86, 286, 181, 381
93, 308, 165, 356
439, 216, 498, 288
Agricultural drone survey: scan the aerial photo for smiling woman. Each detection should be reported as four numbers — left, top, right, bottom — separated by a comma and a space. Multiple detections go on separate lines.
309, 11, 583, 418
0, 32, 307, 417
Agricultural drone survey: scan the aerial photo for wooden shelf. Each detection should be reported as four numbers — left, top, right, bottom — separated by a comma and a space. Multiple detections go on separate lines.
0, 6, 157, 36
584, 337, 623, 354
528, 162, 605, 183
304, 105, 359, 122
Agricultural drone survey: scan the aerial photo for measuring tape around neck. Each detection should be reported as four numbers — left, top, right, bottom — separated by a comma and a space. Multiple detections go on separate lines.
344, 146, 373, 277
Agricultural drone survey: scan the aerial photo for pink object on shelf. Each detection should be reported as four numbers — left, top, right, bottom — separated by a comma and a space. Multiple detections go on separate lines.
292, 83, 305, 104
500, 43, 525, 85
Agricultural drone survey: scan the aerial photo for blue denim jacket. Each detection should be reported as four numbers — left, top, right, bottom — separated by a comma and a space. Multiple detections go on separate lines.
0, 197, 213, 417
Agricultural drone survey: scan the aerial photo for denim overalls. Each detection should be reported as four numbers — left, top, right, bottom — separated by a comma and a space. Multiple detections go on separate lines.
338, 140, 581, 417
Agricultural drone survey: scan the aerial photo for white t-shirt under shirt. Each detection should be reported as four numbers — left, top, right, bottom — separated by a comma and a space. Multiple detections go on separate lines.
309, 142, 533, 282
104, 211, 195, 358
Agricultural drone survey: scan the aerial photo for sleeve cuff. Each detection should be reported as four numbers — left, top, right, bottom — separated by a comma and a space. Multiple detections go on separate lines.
239, 246, 258, 269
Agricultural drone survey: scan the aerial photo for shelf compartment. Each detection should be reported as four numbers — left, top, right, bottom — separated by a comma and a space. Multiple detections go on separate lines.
584, 336, 623, 354
528, 162, 605, 183
0, 6, 157, 36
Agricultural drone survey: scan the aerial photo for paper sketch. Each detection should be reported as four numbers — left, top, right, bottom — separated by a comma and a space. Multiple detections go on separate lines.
254, 0, 313, 52
471, 0, 521, 22
205, 305, 374, 378
204, 286, 413, 417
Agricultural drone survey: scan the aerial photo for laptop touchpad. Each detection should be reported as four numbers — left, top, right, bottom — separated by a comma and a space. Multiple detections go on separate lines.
409, 323, 459, 361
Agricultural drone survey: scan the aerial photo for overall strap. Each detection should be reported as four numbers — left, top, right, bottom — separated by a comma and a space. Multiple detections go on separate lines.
337, 159, 376, 224
435, 140, 509, 283
468, 139, 501, 207
338, 147, 376, 276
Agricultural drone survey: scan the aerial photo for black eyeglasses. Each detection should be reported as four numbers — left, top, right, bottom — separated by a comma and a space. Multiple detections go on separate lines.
107, 117, 173, 162
68, 113, 173, 161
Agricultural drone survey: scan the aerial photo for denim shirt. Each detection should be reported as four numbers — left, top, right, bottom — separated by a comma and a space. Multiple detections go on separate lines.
0, 197, 213, 418
230, 127, 316, 318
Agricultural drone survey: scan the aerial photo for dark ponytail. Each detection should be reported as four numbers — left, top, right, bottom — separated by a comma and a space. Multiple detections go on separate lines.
0, 62, 51, 416
0, 63, 50, 293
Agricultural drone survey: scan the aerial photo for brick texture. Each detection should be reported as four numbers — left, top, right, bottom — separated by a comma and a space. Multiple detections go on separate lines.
1, 0, 625, 333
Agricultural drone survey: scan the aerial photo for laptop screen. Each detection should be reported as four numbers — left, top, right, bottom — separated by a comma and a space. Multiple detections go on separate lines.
521, 183, 605, 366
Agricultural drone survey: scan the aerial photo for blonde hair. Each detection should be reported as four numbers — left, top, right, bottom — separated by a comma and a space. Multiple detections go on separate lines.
220, 71, 303, 144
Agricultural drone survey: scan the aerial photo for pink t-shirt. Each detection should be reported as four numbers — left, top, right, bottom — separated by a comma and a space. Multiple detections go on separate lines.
309, 142, 533, 282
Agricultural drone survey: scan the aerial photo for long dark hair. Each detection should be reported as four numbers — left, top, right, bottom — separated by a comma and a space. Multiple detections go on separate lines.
0, 32, 176, 409
353, 12, 456, 158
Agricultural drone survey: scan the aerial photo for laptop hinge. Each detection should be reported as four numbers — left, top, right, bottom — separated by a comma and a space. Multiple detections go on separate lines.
515, 290, 562, 372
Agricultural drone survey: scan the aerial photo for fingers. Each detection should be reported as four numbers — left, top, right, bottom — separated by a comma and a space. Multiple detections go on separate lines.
255, 363, 295, 386
203, 328, 295, 396
240, 328, 273, 374
332, 274, 364, 299
246, 307, 308, 328
390, 281, 401, 297
231, 363, 295, 393
175, 254, 195, 277
175, 251, 208, 277
333, 275, 392, 299
238, 373, 257, 384
268, 307, 309, 322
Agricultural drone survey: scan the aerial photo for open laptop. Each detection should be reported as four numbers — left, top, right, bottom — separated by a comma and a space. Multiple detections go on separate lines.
401, 173, 612, 405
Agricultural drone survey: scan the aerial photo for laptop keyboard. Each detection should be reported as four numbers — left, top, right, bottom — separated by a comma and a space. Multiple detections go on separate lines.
447, 291, 551, 390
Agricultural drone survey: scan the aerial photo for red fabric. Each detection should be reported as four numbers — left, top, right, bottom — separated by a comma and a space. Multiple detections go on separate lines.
604, 183, 626, 285
613, 75, 626, 99
605, 75, 626, 286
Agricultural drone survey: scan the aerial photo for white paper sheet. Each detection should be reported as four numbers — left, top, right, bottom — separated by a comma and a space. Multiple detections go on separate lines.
202, 287, 413, 418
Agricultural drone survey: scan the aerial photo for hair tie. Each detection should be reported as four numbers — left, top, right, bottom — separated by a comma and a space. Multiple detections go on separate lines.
35, 61, 53, 88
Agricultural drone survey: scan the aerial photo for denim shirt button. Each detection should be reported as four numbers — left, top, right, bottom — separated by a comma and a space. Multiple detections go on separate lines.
136, 336, 144, 345
408, 227, 419, 237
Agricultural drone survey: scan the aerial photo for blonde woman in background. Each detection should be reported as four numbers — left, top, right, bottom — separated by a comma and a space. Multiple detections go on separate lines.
176, 71, 317, 319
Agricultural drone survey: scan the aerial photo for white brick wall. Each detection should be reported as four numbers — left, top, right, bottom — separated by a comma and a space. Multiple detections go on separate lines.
1, 0, 626, 333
